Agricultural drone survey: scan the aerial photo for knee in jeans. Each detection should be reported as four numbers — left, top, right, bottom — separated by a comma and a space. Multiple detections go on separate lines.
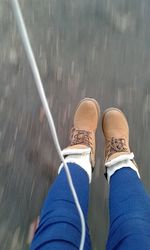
121, 217, 150, 236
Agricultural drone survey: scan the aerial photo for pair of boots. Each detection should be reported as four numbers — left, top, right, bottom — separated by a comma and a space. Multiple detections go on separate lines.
61, 98, 140, 182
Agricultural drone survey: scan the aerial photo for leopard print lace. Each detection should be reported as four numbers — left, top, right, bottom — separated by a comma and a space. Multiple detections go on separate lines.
70, 128, 92, 149
106, 137, 128, 159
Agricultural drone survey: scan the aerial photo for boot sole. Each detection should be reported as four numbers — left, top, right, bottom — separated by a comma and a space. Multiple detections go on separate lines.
76, 97, 101, 121
102, 107, 129, 132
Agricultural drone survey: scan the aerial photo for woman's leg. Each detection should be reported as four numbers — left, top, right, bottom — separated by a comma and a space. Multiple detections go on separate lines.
30, 163, 91, 250
30, 98, 100, 249
102, 107, 150, 250
107, 167, 150, 250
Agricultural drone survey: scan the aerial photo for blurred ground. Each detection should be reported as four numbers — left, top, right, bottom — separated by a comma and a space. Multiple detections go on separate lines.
0, 0, 150, 249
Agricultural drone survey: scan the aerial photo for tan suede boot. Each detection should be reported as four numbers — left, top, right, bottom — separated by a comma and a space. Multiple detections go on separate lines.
102, 108, 140, 181
102, 108, 133, 163
63, 98, 100, 169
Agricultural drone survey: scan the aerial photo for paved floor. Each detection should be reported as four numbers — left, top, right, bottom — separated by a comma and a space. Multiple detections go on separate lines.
0, 0, 150, 249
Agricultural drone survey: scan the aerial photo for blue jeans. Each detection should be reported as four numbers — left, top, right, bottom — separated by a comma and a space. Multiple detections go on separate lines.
30, 164, 150, 250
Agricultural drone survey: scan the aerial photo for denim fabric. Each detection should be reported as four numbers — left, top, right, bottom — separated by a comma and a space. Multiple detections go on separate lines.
30, 163, 91, 250
107, 168, 150, 250
30, 165, 150, 250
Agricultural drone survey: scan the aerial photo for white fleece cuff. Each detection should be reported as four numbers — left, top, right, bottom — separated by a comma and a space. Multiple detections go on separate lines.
58, 147, 92, 183
105, 153, 140, 183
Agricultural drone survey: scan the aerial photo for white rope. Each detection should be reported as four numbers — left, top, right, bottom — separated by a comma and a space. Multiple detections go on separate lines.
10, 0, 86, 249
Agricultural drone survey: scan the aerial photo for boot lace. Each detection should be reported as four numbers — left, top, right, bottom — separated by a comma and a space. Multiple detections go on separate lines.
106, 137, 128, 159
70, 128, 92, 149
